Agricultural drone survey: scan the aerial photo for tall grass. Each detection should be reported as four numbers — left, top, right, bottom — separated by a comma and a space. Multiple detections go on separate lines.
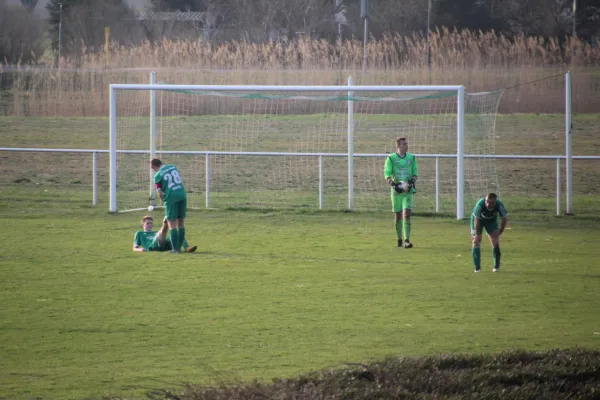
80, 28, 600, 70
1, 28, 599, 117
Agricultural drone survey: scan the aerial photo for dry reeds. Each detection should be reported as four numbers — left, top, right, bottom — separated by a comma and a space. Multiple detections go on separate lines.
68, 28, 600, 70
1, 28, 599, 117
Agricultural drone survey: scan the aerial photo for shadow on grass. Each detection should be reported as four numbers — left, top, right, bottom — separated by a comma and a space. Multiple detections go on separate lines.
145, 348, 600, 400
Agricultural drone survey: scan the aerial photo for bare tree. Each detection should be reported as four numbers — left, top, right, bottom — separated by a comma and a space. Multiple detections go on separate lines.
0, 0, 46, 64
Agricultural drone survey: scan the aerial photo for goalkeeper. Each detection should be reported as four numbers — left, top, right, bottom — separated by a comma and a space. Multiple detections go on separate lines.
384, 137, 418, 248
133, 215, 197, 253
470, 193, 508, 272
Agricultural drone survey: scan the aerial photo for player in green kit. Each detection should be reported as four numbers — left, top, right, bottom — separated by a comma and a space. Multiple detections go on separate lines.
384, 137, 418, 248
133, 215, 197, 253
471, 193, 509, 272
151, 158, 188, 253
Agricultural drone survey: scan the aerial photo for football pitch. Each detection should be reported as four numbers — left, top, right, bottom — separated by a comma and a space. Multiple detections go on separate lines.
1, 188, 599, 399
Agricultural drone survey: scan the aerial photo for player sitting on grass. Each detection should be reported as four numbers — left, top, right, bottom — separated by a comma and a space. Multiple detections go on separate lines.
471, 193, 508, 272
133, 215, 197, 253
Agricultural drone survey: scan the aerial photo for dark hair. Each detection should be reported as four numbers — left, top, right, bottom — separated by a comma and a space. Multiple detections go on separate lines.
486, 193, 498, 200
151, 158, 162, 168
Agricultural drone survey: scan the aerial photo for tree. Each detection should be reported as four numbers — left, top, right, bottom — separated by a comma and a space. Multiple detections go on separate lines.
0, 0, 46, 64
434, 0, 510, 33
20, 0, 39, 13
575, 0, 600, 40
46, 0, 140, 62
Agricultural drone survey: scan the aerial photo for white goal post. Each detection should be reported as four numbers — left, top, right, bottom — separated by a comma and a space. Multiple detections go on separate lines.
109, 78, 501, 219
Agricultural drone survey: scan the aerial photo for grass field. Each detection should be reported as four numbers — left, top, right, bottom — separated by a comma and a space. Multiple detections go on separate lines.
1, 187, 599, 399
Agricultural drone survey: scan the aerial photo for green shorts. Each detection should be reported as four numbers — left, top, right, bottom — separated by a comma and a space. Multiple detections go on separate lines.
146, 234, 172, 252
470, 217, 499, 236
165, 198, 187, 221
391, 191, 414, 213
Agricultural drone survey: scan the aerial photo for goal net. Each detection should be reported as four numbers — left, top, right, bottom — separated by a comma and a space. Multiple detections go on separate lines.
109, 81, 503, 218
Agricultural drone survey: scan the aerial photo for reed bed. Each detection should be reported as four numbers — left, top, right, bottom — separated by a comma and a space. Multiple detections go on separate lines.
0, 29, 599, 117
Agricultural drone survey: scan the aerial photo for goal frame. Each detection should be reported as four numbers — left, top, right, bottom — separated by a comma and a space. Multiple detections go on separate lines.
109, 80, 466, 218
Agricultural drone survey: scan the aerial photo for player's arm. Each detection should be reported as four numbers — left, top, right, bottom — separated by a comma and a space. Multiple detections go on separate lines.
473, 216, 481, 234
411, 154, 418, 182
133, 232, 146, 252
155, 183, 164, 202
499, 216, 508, 236
153, 173, 165, 202
384, 156, 394, 184
498, 201, 509, 235
472, 202, 484, 235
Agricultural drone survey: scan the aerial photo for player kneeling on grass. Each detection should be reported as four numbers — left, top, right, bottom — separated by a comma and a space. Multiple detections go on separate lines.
133, 215, 197, 253
471, 193, 508, 272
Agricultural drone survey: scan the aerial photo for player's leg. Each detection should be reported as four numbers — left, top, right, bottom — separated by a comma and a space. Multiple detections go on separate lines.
391, 192, 403, 247
486, 222, 501, 271
175, 198, 187, 252
470, 216, 482, 272
164, 201, 180, 253
155, 217, 169, 247
402, 194, 414, 248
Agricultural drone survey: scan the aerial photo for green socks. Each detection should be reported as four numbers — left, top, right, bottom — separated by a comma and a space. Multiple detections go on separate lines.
472, 247, 481, 269
403, 219, 411, 241
395, 221, 402, 240
169, 229, 179, 252
493, 246, 501, 268
395, 220, 411, 241
178, 228, 186, 251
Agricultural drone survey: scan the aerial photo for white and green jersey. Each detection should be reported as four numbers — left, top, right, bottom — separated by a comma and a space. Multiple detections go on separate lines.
384, 152, 418, 192
153, 164, 187, 203
472, 197, 508, 221
133, 230, 159, 250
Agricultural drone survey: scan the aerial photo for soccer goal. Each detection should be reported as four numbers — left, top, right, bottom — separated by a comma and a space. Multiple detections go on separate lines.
109, 76, 503, 219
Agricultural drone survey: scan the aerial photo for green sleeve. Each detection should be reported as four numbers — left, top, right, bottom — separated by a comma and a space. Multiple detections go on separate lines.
133, 231, 142, 247
412, 155, 418, 178
472, 199, 484, 218
384, 156, 393, 180
153, 171, 161, 184
497, 200, 508, 217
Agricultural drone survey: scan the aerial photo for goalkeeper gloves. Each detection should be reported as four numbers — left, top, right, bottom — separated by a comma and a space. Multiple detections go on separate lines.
390, 180, 405, 194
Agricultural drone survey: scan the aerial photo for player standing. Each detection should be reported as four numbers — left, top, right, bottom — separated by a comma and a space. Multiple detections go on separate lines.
471, 193, 509, 272
384, 137, 418, 248
151, 158, 188, 253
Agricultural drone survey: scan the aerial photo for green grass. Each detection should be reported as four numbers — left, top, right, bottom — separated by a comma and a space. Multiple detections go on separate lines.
1, 188, 599, 399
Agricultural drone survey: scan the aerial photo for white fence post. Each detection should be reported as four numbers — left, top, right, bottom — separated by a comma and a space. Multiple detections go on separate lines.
92, 151, 98, 206
109, 86, 117, 213
205, 154, 211, 209
319, 155, 324, 210
565, 71, 573, 215
456, 86, 465, 220
149, 71, 157, 206
435, 156, 440, 213
556, 158, 561, 216
347, 76, 355, 211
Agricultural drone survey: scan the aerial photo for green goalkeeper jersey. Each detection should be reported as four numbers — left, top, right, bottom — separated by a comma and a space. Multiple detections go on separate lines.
472, 197, 508, 221
153, 164, 187, 203
384, 152, 418, 190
